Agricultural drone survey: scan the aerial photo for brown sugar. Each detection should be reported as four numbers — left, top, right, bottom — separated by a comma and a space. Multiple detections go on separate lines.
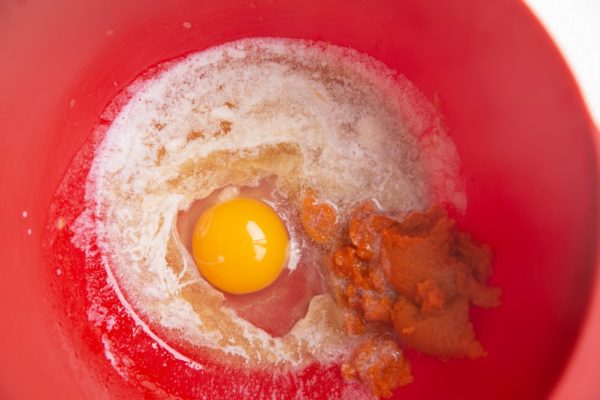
301, 197, 501, 397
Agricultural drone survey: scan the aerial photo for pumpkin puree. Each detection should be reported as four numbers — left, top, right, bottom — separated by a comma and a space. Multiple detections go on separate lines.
301, 199, 501, 398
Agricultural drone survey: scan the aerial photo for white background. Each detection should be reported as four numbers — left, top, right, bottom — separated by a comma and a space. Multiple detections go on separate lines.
525, 0, 600, 128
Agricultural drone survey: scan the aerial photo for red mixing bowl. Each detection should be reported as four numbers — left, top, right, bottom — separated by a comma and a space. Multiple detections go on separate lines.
0, 0, 598, 399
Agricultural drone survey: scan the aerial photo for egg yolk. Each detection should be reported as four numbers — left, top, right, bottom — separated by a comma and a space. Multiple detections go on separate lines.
191, 198, 289, 294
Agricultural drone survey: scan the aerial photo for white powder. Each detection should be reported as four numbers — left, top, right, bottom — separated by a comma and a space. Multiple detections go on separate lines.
73, 38, 465, 386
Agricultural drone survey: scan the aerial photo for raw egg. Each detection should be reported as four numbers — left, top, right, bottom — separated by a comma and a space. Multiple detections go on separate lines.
192, 197, 289, 294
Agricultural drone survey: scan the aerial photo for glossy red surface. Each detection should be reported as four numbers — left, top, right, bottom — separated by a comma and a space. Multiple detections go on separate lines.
0, 0, 598, 399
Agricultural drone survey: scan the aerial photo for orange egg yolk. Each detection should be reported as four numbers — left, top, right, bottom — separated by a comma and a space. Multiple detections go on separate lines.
191, 198, 289, 294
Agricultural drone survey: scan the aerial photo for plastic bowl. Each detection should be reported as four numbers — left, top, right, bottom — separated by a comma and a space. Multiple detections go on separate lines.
0, 0, 598, 399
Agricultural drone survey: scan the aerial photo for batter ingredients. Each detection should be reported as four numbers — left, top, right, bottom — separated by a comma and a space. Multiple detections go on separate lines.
61, 37, 471, 399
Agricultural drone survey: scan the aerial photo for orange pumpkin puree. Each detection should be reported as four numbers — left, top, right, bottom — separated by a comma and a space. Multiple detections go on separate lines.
300, 189, 338, 245
301, 199, 501, 398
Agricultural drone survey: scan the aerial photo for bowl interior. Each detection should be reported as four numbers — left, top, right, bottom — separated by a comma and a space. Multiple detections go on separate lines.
0, 0, 597, 399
